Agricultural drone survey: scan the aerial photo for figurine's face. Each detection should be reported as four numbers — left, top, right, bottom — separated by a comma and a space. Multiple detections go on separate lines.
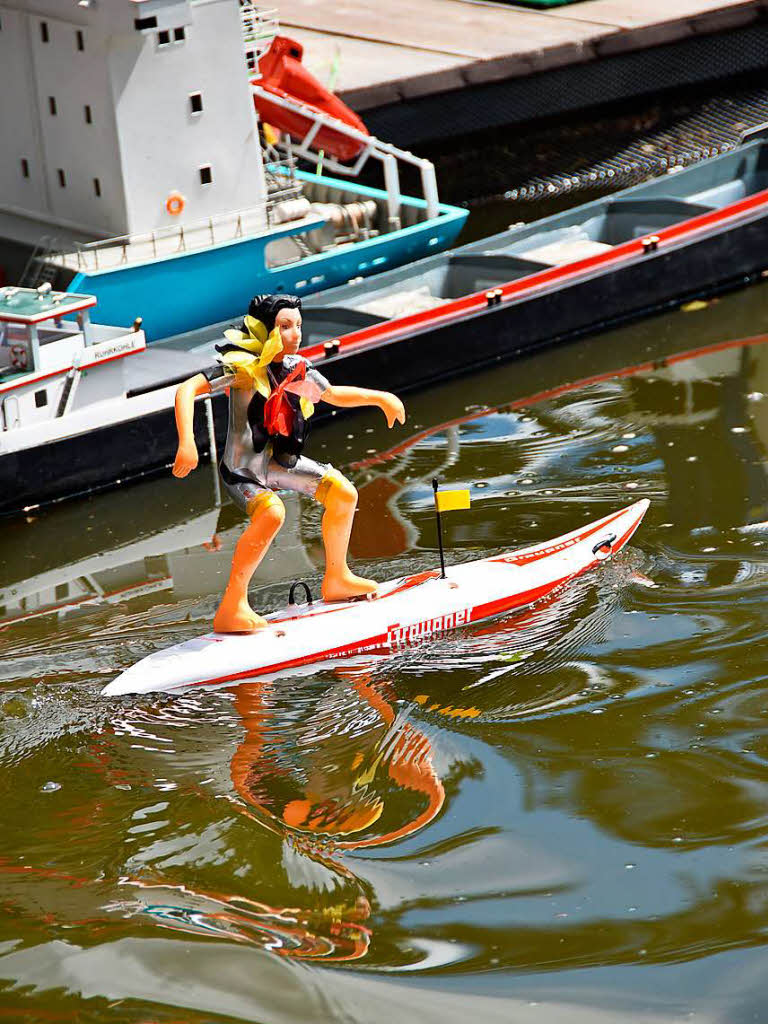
275, 307, 302, 355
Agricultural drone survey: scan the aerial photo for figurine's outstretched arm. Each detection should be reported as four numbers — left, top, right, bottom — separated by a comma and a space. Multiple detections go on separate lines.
173, 373, 212, 477
321, 385, 405, 428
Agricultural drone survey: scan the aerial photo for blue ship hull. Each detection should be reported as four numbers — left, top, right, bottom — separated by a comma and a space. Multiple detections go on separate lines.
67, 174, 467, 341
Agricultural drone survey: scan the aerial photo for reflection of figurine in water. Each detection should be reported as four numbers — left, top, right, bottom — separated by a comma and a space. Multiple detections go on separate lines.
231, 670, 445, 849
112, 669, 447, 963
172, 294, 405, 633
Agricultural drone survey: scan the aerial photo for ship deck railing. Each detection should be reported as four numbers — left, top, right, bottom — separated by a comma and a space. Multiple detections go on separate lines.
48, 182, 306, 274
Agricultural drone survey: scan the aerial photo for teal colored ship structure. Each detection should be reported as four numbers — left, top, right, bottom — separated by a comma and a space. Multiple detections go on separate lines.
58, 167, 467, 342
2, 1, 466, 341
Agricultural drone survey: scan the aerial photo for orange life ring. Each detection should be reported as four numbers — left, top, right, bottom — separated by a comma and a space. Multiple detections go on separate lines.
10, 344, 27, 370
165, 191, 185, 216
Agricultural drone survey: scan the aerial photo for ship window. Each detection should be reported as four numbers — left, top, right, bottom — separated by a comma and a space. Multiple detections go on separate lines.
40, 21, 49, 43
76, 30, 84, 51
93, 177, 101, 197
189, 92, 203, 114
55, 583, 68, 600
135, 16, 158, 30
57, 168, 66, 188
246, 50, 257, 73
199, 165, 212, 185
49, 96, 57, 116
21, 158, 29, 178
174, 26, 186, 42
35, 389, 47, 408
84, 104, 92, 124
157, 29, 170, 46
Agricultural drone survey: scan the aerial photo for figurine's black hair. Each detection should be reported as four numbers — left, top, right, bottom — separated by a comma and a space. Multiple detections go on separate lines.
246, 293, 302, 332
216, 294, 302, 356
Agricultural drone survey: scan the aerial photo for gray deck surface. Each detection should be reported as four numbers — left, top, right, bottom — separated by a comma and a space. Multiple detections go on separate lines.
124, 345, 214, 393
280, 0, 766, 110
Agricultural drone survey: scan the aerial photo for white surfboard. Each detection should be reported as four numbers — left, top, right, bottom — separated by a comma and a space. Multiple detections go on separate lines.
103, 499, 649, 696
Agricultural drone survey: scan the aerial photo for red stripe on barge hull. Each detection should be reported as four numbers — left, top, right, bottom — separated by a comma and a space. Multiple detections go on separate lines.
302, 187, 768, 364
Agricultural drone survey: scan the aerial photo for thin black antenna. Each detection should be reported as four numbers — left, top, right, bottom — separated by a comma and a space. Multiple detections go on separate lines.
432, 478, 447, 578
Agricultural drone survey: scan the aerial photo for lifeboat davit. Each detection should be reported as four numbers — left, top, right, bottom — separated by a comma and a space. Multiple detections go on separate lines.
253, 36, 369, 163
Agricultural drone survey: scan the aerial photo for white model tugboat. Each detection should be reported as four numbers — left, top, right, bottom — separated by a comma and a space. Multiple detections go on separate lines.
0, 284, 217, 515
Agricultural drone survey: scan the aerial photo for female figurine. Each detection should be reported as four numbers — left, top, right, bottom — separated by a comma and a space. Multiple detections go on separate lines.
172, 294, 405, 633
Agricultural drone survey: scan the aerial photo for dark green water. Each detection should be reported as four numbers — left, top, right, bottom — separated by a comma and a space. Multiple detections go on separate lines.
2, 282, 768, 1023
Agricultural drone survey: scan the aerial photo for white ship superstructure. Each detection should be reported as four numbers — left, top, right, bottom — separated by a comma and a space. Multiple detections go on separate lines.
0, 0, 266, 245
0, 0, 467, 342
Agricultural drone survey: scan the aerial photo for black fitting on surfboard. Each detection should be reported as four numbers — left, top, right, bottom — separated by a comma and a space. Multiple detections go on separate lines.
288, 581, 313, 606
592, 533, 617, 555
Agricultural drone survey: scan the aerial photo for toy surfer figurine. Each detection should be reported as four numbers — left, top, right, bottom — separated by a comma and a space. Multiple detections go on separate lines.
172, 294, 405, 633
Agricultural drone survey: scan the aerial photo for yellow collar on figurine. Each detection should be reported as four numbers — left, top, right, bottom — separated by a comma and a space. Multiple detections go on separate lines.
221, 316, 284, 399
223, 315, 283, 363
220, 317, 316, 418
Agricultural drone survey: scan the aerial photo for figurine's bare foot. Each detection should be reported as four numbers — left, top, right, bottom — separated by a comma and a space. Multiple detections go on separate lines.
213, 595, 268, 634
322, 570, 378, 602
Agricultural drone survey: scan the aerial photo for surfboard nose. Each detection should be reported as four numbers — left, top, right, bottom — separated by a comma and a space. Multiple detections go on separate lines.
631, 497, 651, 519
102, 660, 155, 697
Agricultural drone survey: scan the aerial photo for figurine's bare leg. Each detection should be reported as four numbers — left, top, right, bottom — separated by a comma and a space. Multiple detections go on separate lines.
315, 470, 377, 601
213, 494, 285, 633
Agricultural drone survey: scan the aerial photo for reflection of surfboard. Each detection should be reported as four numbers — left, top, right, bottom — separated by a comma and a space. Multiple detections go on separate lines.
103, 500, 649, 697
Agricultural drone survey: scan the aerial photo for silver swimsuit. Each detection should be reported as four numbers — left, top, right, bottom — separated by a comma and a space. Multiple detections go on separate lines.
205, 353, 332, 512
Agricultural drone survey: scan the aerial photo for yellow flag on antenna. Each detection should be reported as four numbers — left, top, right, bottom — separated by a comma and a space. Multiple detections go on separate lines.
435, 488, 471, 512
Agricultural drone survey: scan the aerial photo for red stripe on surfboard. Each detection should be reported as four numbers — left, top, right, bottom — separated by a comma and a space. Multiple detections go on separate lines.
490, 504, 634, 566
184, 509, 645, 689
266, 506, 635, 629
473, 509, 645, 621
382, 569, 442, 598
191, 567, 586, 689
188, 630, 392, 688
271, 570, 444, 624
159, 499, 648, 693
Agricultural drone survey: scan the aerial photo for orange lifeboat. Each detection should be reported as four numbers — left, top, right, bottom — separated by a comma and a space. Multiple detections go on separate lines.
252, 36, 369, 163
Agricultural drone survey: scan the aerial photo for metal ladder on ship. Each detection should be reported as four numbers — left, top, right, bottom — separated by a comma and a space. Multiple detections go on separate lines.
240, 1, 278, 71
19, 236, 60, 290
